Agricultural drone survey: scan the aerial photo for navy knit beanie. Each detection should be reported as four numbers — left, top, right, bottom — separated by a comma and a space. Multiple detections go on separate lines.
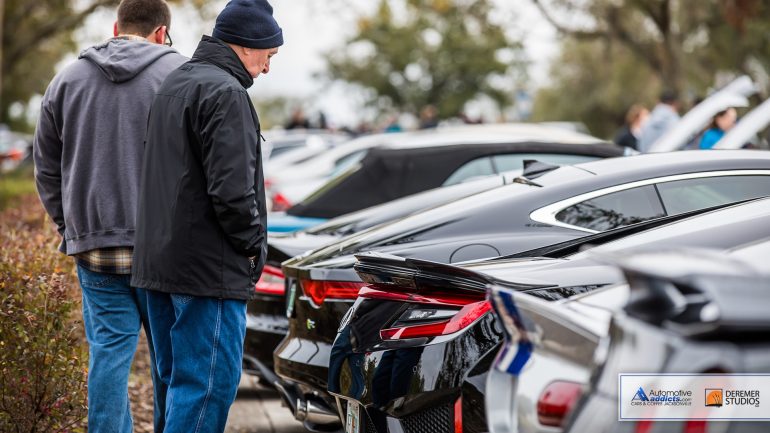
213, 0, 283, 49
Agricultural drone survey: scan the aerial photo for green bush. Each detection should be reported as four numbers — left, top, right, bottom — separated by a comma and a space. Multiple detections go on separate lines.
0, 197, 87, 432
0, 165, 36, 211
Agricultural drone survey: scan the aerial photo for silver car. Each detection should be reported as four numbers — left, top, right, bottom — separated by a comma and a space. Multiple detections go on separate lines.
485, 202, 770, 433
565, 243, 770, 433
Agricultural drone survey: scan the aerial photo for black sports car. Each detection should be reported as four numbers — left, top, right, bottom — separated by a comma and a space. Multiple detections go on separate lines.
244, 173, 516, 380
244, 127, 621, 385
273, 151, 770, 429
330, 198, 770, 433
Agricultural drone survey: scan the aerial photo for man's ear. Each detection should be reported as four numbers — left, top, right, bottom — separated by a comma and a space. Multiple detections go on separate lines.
153, 26, 167, 45
113, 21, 119, 37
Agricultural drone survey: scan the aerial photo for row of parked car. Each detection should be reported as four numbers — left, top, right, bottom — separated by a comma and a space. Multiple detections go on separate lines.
240, 117, 770, 433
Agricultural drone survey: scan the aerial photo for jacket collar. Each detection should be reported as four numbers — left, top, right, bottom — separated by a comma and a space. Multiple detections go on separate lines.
192, 35, 254, 89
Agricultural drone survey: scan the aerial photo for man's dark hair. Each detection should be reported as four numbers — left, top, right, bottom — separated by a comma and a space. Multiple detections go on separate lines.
660, 89, 679, 105
117, 0, 171, 37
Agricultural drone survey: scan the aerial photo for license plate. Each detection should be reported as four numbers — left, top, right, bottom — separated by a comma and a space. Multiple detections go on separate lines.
345, 401, 360, 433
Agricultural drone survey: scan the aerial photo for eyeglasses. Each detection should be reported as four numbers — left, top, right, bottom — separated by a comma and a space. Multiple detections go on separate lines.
156, 26, 173, 47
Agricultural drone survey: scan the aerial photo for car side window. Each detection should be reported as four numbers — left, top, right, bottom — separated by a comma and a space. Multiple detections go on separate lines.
556, 185, 665, 231
656, 175, 770, 215
442, 157, 495, 186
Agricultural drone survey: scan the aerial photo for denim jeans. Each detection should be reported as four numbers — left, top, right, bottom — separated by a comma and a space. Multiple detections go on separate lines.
77, 265, 166, 433
145, 290, 247, 433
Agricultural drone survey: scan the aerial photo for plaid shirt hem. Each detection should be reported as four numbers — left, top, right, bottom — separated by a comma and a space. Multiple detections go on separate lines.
76, 247, 133, 275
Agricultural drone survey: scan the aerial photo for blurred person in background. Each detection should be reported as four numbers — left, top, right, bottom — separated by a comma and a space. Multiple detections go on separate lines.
285, 106, 311, 129
131, 0, 281, 431
613, 104, 649, 151
638, 90, 681, 152
419, 104, 439, 129
383, 113, 403, 132
33, 1, 186, 431
699, 107, 738, 149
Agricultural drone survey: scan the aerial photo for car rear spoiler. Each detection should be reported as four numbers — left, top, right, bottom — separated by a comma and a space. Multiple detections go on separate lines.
500, 199, 757, 260
353, 252, 552, 294
610, 248, 770, 339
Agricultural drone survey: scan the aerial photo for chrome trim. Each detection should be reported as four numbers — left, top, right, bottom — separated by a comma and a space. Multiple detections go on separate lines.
530, 170, 770, 233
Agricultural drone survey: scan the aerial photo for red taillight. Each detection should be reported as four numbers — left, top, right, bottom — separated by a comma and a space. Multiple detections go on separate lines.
8, 148, 23, 161
300, 279, 366, 306
254, 264, 285, 296
358, 287, 483, 307
635, 420, 653, 433
271, 192, 292, 212
359, 287, 490, 341
636, 421, 707, 433
683, 421, 707, 433
454, 396, 463, 433
380, 300, 490, 340
537, 381, 582, 427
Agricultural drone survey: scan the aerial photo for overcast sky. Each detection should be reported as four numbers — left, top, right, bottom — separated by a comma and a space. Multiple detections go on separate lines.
74, 0, 557, 127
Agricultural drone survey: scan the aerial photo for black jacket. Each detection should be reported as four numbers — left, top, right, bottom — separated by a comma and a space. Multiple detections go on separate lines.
131, 36, 267, 300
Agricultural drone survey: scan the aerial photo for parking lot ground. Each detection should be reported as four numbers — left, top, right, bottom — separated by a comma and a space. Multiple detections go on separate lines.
226, 375, 311, 433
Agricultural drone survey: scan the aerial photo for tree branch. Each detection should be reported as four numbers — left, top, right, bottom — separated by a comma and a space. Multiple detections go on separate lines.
4, 0, 118, 71
530, 0, 608, 40
605, 7, 663, 73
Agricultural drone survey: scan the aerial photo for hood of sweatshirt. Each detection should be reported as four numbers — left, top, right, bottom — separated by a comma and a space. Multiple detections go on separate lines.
79, 38, 179, 83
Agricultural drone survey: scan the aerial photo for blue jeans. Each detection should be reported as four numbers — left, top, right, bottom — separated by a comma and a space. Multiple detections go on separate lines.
145, 290, 247, 433
77, 265, 166, 433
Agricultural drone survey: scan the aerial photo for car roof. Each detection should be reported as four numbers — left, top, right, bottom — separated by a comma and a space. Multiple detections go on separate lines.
568, 149, 770, 177
509, 150, 770, 191
379, 124, 605, 149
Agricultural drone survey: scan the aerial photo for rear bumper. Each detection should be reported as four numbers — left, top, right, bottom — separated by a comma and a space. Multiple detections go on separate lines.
327, 315, 502, 433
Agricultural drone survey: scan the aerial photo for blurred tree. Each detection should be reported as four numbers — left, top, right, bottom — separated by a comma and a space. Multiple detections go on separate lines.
252, 95, 304, 130
530, 0, 770, 137
0, 0, 210, 132
532, 40, 660, 139
324, 0, 526, 120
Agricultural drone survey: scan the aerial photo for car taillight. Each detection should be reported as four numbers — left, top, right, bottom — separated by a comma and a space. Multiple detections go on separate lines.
635, 420, 653, 433
254, 264, 285, 296
683, 421, 707, 433
635, 421, 707, 433
300, 279, 366, 306
359, 287, 490, 341
454, 396, 463, 433
271, 192, 292, 212
8, 148, 23, 161
537, 381, 582, 427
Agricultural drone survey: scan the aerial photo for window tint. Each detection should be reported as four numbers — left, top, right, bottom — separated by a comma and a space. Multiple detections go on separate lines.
492, 153, 600, 173
556, 185, 665, 231
656, 175, 770, 215
443, 157, 495, 186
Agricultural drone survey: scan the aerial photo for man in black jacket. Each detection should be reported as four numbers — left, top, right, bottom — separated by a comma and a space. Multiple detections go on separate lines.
131, 1, 281, 430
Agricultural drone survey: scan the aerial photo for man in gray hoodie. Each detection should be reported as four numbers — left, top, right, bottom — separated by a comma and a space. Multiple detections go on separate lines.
33, 1, 186, 431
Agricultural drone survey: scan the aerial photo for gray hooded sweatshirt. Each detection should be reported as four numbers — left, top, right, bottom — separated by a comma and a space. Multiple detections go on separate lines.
34, 38, 187, 254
